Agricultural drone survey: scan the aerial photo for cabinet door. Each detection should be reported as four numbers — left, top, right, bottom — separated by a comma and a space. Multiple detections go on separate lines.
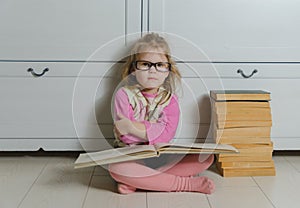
148, 0, 300, 62
0, 0, 141, 61
176, 63, 300, 150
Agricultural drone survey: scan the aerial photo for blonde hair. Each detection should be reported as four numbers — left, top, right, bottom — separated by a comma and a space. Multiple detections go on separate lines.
121, 33, 181, 102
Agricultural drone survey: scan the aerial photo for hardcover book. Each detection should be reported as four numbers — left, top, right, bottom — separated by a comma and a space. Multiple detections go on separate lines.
210, 90, 271, 101
74, 143, 238, 169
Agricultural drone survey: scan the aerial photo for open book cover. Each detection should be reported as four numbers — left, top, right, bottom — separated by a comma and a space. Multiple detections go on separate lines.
74, 143, 238, 169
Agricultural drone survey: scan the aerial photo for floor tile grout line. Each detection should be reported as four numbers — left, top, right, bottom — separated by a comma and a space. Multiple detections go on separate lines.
146, 192, 149, 208
17, 157, 51, 208
80, 167, 96, 208
251, 176, 277, 208
206, 194, 213, 208
283, 156, 300, 173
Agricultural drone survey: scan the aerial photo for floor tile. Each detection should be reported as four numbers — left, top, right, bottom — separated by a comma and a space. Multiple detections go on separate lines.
93, 165, 110, 176
1, 154, 300, 208
83, 175, 147, 208
284, 155, 300, 172
147, 192, 210, 208
253, 156, 300, 208
199, 164, 257, 188
0, 156, 49, 208
18, 157, 94, 208
207, 187, 274, 208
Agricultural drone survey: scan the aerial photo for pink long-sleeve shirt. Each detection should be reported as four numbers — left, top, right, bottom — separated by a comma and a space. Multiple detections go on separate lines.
114, 87, 180, 145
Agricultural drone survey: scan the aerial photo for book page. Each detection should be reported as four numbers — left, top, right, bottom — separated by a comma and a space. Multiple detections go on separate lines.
75, 145, 157, 165
154, 143, 238, 154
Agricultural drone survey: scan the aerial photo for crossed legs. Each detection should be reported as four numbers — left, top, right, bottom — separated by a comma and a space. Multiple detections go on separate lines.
109, 154, 215, 194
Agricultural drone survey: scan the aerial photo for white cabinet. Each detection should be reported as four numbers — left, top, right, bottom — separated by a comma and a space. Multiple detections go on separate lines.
1, 0, 300, 150
0, 0, 141, 150
0, 0, 141, 61
149, 0, 300, 62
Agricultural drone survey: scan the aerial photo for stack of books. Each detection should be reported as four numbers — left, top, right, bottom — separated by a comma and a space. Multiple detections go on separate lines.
210, 90, 276, 177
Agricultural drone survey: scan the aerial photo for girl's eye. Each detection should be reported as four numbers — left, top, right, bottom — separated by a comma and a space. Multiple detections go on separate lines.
142, 62, 151, 67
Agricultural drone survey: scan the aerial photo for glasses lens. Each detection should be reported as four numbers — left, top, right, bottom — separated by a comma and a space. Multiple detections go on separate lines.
156, 62, 170, 72
136, 61, 151, 70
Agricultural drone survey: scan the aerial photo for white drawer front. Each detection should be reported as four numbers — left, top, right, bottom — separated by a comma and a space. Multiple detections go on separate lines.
220, 78, 300, 139
177, 63, 300, 142
0, 62, 122, 138
179, 63, 300, 79
0, 62, 123, 77
0, 77, 76, 137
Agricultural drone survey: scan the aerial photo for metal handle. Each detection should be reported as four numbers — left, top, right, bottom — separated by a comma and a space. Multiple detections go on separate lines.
27, 68, 49, 77
237, 69, 258, 78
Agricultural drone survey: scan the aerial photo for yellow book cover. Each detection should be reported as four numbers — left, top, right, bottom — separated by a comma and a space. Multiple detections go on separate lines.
213, 126, 271, 138
210, 90, 271, 101
216, 152, 273, 162
213, 111, 272, 122
219, 160, 275, 169
215, 120, 272, 129
212, 100, 270, 113
231, 142, 274, 154
213, 136, 271, 145
217, 164, 276, 177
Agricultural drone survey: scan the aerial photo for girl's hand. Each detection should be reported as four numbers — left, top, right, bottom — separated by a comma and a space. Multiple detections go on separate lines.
114, 114, 133, 135
115, 113, 148, 141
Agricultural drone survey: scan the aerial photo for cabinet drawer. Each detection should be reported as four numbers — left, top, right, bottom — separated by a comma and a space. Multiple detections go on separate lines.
0, 77, 76, 138
0, 62, 122, 77
220, 78, 300, 139
179, 63, 300, 78
178, 63, 300, 129
176, 63, 300, 148
0, 62, 122, 138
179, 77, 300, 148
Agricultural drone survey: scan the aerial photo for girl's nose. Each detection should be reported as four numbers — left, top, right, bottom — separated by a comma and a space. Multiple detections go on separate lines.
148, 65, 157, 73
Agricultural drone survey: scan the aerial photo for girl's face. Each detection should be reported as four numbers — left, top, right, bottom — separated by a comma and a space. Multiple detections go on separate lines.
133, 51, 170, 94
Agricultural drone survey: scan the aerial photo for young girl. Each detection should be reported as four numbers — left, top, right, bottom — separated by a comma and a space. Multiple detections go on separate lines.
109, 33, 215, 194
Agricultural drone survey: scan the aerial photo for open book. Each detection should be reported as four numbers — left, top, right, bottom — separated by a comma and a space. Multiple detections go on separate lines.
74, 143, 238, 169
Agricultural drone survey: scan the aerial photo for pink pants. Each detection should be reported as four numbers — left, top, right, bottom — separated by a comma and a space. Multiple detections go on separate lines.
109, 154, 214, 192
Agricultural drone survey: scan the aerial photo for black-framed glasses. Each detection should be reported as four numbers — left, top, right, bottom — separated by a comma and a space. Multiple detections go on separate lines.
134, 61, 171, 72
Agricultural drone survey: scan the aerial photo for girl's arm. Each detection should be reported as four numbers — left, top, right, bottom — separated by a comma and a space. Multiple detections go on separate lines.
114, 88, 180, 145
114, 114, 147, 140
114, 88, 147, 144
142, 96, 180, 144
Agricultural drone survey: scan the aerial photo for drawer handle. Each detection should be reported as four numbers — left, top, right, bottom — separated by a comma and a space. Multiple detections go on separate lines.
237, 69, 258, 78
27, 68, 49, 77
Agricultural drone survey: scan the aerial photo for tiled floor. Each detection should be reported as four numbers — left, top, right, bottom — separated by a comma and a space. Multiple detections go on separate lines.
0, 154, 299, 208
